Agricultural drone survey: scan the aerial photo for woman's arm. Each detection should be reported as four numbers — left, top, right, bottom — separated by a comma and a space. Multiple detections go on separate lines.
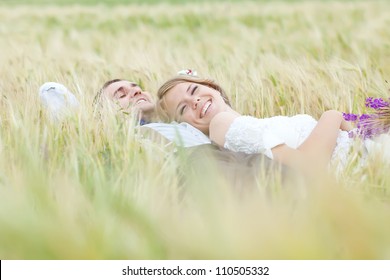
272, 110, 346, 171
210, 125, 318, 177
299, 110, 344, 158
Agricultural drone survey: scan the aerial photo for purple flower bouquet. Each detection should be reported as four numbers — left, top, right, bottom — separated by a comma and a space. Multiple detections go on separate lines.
343, 97, 390, 139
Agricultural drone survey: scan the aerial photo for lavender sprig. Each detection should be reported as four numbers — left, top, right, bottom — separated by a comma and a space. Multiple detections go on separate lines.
365, 97, 390, 110
342, 113, 358, 122
343, 97, 390, 139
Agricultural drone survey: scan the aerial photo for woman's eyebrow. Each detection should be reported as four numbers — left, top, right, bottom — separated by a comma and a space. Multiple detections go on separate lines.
186, 84, 192, 94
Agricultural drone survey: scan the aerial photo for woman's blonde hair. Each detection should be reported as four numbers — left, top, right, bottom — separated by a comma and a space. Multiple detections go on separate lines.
157, 75, 231, 122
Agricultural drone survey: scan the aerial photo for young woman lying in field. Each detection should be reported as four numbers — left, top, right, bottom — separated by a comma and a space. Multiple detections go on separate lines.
156, 74, 390, 174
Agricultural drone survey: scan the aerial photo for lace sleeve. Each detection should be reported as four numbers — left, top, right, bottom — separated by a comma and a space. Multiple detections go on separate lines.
224, 116, 286, 159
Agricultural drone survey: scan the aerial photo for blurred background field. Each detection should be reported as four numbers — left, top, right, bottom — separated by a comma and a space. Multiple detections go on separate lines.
1, 0, 390, 259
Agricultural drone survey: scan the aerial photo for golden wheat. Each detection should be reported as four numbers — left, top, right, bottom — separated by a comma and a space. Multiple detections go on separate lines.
0, 1, 390, 259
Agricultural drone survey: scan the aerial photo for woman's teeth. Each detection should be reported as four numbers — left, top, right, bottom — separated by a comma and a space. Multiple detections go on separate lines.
201, 101, 211, 118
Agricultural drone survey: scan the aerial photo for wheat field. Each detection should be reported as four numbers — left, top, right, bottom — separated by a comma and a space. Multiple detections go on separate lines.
0, 0, 390, 259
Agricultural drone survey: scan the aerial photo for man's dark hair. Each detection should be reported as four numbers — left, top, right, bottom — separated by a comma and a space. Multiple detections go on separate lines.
93, 78, 123, 108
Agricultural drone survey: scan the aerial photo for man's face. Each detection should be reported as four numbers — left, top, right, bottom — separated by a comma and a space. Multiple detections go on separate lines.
103, 80, 155, 114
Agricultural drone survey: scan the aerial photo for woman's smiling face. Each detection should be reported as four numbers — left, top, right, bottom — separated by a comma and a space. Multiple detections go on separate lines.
162, 82, 229, 134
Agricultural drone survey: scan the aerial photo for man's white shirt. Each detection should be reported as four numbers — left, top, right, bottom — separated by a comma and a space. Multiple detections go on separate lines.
143, 122, 211, 147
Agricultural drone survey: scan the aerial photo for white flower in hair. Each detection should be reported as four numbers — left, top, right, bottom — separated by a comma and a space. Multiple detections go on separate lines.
177, 69, 198, 76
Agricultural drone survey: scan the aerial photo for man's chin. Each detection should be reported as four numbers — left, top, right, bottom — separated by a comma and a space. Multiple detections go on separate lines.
136, 103, 155, 114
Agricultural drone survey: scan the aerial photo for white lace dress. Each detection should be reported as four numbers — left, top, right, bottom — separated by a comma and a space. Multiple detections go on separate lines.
224, 114, 354, 167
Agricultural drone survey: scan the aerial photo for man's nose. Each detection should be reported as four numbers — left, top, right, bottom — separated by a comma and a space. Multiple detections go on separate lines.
128, 87, 142, 98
